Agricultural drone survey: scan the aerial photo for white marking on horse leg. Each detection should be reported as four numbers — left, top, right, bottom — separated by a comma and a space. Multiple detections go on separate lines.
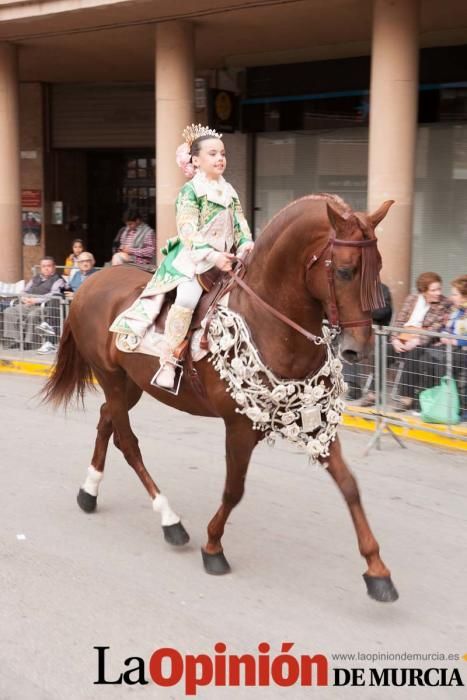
152, 493, 180, 526
82, 466, 103, 497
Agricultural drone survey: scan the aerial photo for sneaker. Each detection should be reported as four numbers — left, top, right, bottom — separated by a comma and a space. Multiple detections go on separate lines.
37, 340, 57, 354
360, 391, 376, 407
36, 321, 56, 337
391, 396, 414, 412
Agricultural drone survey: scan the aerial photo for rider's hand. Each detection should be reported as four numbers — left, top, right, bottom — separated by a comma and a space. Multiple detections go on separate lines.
214, 252, 235, 272
237, 241, 255, 259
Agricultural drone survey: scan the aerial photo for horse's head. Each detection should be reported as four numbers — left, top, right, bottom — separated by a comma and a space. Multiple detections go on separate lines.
306, 198, 394, 363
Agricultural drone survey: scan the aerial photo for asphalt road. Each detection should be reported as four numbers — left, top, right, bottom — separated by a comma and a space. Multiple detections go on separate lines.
0, 373, 466, 700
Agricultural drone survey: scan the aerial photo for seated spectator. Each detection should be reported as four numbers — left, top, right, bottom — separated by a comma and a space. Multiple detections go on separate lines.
413, 274, 467, 419
64, 252, 97, 301
361, 272, 449, 408
111, 210, 156, 268
389, 271, 450, 410
64, 239, 85, 277
3, 257, 65, 350
0, 281, 25, 346
344, 282, 392, 400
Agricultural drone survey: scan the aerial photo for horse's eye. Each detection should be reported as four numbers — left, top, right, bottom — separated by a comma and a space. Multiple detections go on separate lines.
336, 268, 354, 281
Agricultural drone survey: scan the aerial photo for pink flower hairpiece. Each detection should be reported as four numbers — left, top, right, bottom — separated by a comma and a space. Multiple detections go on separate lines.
175, 143, 195, 179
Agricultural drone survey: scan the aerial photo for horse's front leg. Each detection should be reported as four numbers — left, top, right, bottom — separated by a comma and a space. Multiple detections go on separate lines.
326, 436, 398, 602
202, 419, 260, 575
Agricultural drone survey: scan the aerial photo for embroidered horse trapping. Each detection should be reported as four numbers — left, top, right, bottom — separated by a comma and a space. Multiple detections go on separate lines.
207, 306, 347, 464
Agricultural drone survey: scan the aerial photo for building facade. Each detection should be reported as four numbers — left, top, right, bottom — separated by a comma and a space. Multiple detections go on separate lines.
0, 0, 466, 309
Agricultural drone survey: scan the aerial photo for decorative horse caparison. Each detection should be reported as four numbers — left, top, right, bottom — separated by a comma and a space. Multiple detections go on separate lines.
43, 193, 399, 603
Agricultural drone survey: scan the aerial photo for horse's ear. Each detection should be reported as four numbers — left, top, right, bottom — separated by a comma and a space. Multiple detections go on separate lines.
326, 203, 348, 236
369, 200, 395, 228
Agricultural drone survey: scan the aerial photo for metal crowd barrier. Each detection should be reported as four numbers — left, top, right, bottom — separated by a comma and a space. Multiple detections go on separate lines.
0, 292, 69, 355
1, 265, 103, 356
31, 264, 103, 276
1, 305, 465, 442
344, 325, 467, 448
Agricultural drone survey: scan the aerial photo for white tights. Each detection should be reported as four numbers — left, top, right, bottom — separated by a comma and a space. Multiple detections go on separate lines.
174, 277, 204, 310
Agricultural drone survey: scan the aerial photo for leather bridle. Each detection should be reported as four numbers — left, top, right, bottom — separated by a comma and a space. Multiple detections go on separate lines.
306, 234, 380, 329
224, 234, 381, 345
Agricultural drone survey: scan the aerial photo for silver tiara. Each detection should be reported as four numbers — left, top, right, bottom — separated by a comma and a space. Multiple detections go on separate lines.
182, 123, 222, 148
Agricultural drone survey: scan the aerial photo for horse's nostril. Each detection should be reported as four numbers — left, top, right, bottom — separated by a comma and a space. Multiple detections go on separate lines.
342, 349, 359, 364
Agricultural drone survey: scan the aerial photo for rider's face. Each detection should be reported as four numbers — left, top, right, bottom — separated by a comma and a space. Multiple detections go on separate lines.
192, 139, 226, 180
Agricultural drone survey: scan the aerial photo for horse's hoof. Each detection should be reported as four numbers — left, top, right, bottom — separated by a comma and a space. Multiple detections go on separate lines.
201, 548, 231, 575
162, 522, 190, 546
363, 573, 399, 602
77, 488, 97, 513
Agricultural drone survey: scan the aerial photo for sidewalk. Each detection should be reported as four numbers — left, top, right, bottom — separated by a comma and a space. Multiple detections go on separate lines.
1, 350, 466, 453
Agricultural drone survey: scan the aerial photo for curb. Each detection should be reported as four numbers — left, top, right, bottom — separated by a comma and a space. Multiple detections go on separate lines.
2, 356, 466, 453
0, 357, 52, 377
342, 413, 467, 453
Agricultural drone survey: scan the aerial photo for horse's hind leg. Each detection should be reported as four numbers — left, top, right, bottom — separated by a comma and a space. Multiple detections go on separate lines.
98, 370, 189, 546
77, 402, 113, 512
326, 437, 398, 603
77, 377, 142, 513
202, 419, 260, 575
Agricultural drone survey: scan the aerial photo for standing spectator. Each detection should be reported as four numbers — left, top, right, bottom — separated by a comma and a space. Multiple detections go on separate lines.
64, 239, 85, 277
111, 210, 156, 268
64, 252, 98, 301
3, 257, 65, 349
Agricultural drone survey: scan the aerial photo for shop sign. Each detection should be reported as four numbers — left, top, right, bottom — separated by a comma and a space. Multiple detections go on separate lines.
21, 189, 42, 208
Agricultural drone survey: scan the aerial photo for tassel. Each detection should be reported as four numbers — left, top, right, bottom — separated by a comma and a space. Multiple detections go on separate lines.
361, 243, 385, 312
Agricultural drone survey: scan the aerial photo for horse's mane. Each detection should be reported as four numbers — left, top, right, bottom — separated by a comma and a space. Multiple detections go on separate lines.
256, 193, 352, 252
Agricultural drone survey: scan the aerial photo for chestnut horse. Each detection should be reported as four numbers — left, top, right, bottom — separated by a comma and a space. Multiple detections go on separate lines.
43, 194, 398, 602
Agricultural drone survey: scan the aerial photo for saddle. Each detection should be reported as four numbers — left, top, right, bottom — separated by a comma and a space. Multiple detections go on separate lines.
153, 267, 228, 338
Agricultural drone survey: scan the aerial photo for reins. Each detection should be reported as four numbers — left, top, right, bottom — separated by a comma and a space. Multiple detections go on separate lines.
227, 266, 326, 344
222, 232, 382, 345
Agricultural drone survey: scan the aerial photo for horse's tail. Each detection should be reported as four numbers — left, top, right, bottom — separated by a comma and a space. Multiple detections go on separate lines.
42, 319, 96, 408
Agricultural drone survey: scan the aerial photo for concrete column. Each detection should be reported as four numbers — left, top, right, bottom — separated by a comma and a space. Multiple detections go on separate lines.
155, 22, 194, 260
0, 43, 21, 282
367, 0, 420, 310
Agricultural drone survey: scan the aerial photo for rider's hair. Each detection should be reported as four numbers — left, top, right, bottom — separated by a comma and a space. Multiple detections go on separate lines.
451, 274, 467, 298
190, 134, 223, 158
41, 256, 56, 264
416, 271, 442, 293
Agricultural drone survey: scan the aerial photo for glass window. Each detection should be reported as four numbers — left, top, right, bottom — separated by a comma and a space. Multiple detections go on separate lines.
254, 125, 467, 291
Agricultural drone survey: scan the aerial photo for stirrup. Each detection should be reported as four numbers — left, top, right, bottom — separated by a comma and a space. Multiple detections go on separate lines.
150, 359, 184, 395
